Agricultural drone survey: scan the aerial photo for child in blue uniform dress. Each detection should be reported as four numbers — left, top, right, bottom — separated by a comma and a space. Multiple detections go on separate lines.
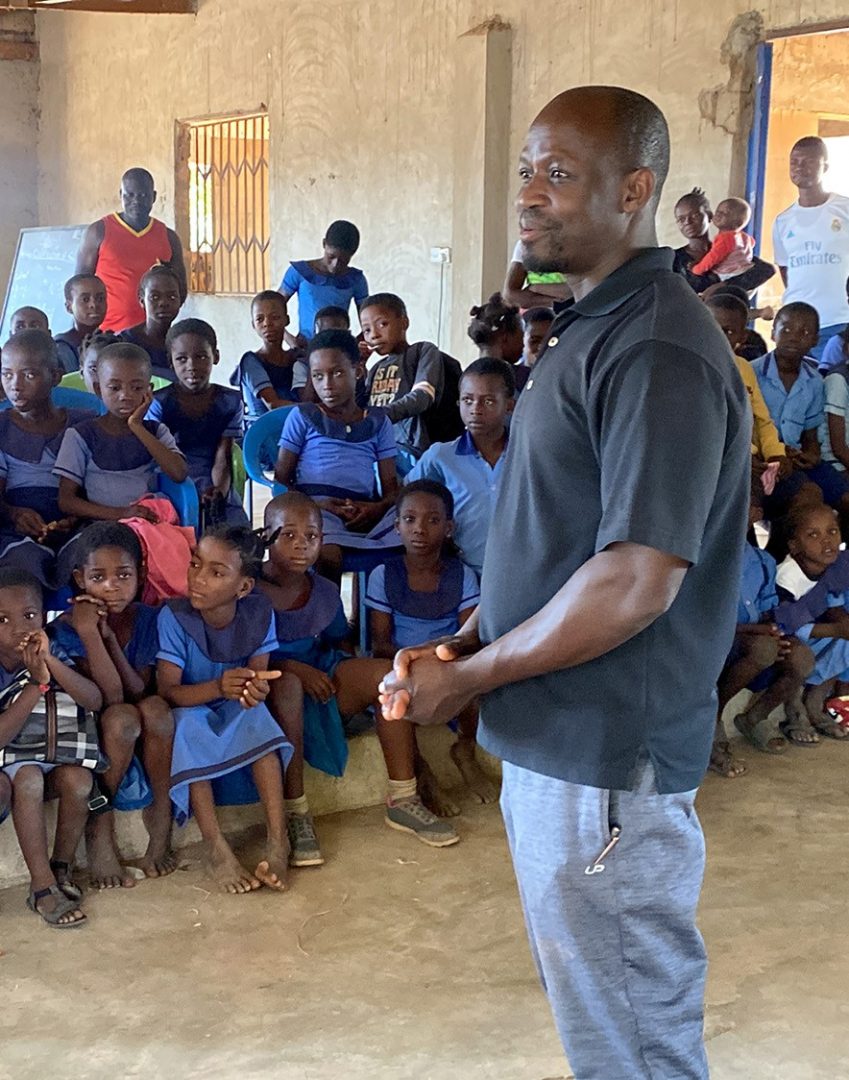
710, 488, 814, 777
774, 500, 849, 743
50, 522, 176, 887
54, 343, 188, 525
118, 265, 181, 383
147, 318, 247, 526
231, 292, 305, 425
0, 330, 94, 587
156, 526, 293, 894
367, 481, 495, 821
259, 492, 409, 863
274, 329, 401, 581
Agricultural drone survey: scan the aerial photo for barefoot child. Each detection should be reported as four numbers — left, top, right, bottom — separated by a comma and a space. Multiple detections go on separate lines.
406, 358, 514, 578
231, 291, 304, 425
147, 318, 247, 526
54, 274, 107, 374
0, 330, 93, 588
367, 481, 496, 814
54, 342, 188, 526
118, 265, 182, 382
0, 568, 104, 927
710, 487, 814, 777
274, 329, 401, 581
50, 523, 176, 886
156, 526, 292, 894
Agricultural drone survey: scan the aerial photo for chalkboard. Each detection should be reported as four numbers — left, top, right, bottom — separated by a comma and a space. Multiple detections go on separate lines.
0, 225, 87, 342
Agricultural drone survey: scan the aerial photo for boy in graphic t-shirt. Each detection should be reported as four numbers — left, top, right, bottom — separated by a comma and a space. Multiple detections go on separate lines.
772, 136, 849, 362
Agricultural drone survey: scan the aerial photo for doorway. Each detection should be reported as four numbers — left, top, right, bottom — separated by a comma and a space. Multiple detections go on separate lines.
747, 26, 849, 314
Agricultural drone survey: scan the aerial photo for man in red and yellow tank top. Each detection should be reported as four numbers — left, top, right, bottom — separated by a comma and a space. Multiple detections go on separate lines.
76, 167, 187, 331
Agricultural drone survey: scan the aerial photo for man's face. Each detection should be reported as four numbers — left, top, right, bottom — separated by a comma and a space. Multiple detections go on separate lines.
789, 146, 827, 191
120, 176, 155, 226
515, 117, 630, 276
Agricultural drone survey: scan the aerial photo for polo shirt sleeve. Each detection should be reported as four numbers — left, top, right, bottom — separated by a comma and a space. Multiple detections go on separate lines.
352, 271, 369, 307
156, 606, 187, 669
279, 264, 301, 299
53, 427, 90, 486
240, 353, 272, 398
459, 565, 481, 612
821, 335, 847, 372
364, 565, 391, 613
825, 372, 849, 419
154, 423, 185, 456
222, 395, 244, 440
278, 406, 308, 454
145, 394, 163, 425
591, 344, 734, 565
251, 614, 279, 660
374, 416, 399, 460
404, 444, 442, 484
757, 553, 779, 617
804, 375, 825, 431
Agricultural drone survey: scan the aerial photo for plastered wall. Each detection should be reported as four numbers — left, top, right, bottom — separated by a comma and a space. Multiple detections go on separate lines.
26, 1, 849, 368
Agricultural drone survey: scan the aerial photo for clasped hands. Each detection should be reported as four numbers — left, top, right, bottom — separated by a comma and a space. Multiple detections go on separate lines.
378, 631, 480, 726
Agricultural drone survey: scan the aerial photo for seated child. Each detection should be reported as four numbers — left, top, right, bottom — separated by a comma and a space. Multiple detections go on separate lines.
274, 329, 401, 580
156, 526, 292, 894
710, 486, 814, 778
279, 219, 369, 343
367, 481, 495, 815
691, 197, 756, 282
314, 305, 351, 333
752, 303, 849, 514
10, 307, 49, 335
54, 342, 188, 526
50, 522, 175, 886
259, 492, 428, 860
0, 330, 94, 587
467, 293, 529, 392
406, 358, 514, 578
521, 307, 554, 368
819, 277, 849, 372
118, 265, 182, 382
147, 318, 247, 526
54, 274, 107, 374
77, 329, 120, 406
775, 499, 849, 742
231, 291, 304, 425
362, 292, 447, 457
0, 568, 103, 927
704, 282, 771, 361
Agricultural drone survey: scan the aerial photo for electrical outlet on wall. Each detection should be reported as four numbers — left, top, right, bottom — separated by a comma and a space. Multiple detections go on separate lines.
430, 246, 452, 264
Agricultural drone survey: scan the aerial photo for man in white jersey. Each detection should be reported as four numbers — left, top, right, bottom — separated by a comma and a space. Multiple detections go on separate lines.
773, 136, 849, 365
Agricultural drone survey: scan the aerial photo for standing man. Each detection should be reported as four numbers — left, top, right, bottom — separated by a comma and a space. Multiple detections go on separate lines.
379, 86, 750, 1079
76, 167, 187, 332
773, 136, 849, 364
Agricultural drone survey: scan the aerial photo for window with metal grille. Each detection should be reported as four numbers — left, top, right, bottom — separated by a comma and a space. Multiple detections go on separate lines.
175, 112, 270, 295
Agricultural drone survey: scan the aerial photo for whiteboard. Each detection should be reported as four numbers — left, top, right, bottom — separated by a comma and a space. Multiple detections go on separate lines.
0, 225, 87, 342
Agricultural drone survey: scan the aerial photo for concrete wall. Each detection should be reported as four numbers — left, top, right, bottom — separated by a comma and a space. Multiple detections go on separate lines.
31, 1, 849, 371
0, 12, 39, 309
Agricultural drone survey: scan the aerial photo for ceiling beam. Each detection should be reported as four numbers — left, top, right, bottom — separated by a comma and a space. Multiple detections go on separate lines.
1, 1, 195, 13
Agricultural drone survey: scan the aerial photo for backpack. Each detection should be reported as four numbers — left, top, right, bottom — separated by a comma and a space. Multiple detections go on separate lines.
425, 352, 464, 444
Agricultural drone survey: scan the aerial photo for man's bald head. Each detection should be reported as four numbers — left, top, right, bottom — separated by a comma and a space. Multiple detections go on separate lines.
122, 167, 154, 190
532, 86, 670, 206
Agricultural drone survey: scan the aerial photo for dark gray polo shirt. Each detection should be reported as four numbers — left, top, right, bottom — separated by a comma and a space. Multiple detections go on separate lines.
477, 247, 751, 794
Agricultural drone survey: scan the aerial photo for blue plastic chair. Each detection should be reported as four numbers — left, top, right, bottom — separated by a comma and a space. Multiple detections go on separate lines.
157, 473, 200, 530
242, 406, 296, 493
52, 385, 102, 413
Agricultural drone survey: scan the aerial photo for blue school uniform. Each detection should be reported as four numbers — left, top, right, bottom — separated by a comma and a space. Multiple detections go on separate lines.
54, 332, 82, 375
0, 407, 94, 587
279, 261, 369, 338
49, 604, 160, 810
406, 431, 507, 577
737, 543, 778, 625
117, 328, 175, 383
156, 594, 293, 826
267, 573, 350, 777
365, 555, 480, 649
230, 351, 306, 424
776, 555, 849, 686
146, 384, 248, 525
53, 416, 184, 509
279, 403, 401, 550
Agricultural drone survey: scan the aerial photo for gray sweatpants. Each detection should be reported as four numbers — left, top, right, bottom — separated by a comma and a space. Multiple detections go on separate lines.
500, 756, 709, 1080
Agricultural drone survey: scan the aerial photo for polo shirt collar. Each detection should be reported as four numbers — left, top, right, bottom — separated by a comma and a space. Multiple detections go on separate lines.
455, 429, 508, 457
761, 350, 819, 380
562, 247, 675, 319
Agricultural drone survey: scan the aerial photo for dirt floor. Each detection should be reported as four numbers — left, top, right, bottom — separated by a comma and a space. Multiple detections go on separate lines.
2, 737, 849, 1080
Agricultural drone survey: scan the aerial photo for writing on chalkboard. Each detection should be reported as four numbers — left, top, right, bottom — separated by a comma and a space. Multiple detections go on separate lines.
0, 225, 87, 342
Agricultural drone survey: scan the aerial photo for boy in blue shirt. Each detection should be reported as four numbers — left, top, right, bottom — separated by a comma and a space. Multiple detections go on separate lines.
752, 302, 849, 512
405, 358, 514, 577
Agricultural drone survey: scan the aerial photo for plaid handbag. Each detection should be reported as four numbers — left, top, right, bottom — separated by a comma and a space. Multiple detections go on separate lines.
0, 670, 108, 772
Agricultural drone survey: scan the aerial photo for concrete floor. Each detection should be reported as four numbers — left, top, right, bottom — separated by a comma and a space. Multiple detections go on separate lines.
2, 738, 849, 1080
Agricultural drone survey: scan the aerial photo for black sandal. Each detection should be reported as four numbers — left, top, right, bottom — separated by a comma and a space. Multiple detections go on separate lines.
50, 859, 83, 902
26, 884, 86, 929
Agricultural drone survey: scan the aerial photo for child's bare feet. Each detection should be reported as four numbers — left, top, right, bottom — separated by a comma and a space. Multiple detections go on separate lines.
139, 804, 178, 878
86, 816, 136, 889
417, 759, 461, 817
207, 836, 261, 894
708, 740, 747, 778
450, 741, 500, 804
254, 838, 290, 892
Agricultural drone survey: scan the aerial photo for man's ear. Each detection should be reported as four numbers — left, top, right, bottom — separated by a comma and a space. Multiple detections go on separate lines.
621, 167, 656, 214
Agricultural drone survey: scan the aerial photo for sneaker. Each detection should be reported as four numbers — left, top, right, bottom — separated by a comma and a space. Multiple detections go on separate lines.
385, 795, 460, 848
287, 812, 325, 867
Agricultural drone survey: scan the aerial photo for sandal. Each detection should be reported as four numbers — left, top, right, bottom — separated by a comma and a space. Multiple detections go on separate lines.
733, 714, 788, 755
50, 859, 83, 903
809, 714, 849, 740
26, 884, 87, 929
708, 739, 747, 778
779, 714, 821, 747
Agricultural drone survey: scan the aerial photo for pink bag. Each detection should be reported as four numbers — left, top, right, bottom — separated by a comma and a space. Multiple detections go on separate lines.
122, 496, 195, 603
